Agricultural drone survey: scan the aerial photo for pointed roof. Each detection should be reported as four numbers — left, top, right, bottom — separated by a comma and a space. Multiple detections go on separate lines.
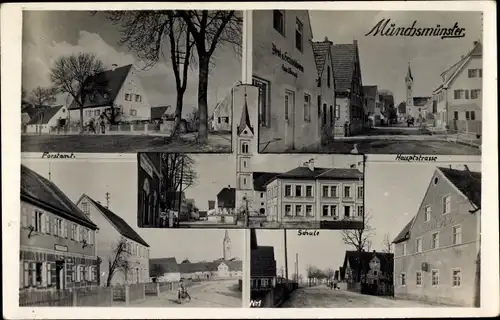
406, 62, 413, 82
26, 105, 65, 125
331, 42, 358, 93
224, 230, 230, 242
312, 39, 332, 78
151, 105, 170, 120
149, 257, 180, 275
237, 94, 254, 135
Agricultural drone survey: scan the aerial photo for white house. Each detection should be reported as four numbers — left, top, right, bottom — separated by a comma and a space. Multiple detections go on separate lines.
75, 194, 150, 286
68, 64, 151, 126
26, 105, 68, 134
432, 41, 482, 134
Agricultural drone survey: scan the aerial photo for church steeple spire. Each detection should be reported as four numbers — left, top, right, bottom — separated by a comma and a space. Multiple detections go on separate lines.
223, 230, 231, 261
406, 62, 414, 107
406, 62, 413, 83
237, 92, 254, 136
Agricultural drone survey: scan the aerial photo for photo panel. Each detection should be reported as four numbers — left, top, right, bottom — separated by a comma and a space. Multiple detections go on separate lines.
252, 10, 482, 155
21, 10, 244, 153
19, 156, 245, 308
249, 156, 482, 308
137, 152, 365, 230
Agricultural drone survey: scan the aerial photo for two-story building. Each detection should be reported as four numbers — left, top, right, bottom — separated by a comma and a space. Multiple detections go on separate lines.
263, 158, 364, 229
75, 194, 150, 286
68, 64, 151, 126
253, 10, 321, 152
331, 40, 365, 136
20, 165, 99, 292
432, 41, 482, 134
137, 153, 163, 228
392, 166, 481, 306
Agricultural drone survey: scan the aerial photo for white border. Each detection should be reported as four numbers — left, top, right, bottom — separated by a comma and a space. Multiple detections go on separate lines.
2, 1, 499, 319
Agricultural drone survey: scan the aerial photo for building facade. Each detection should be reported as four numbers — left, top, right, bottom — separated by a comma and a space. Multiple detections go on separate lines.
210, 82, 241, 132
68, 64, 151, 126
149, 257, 181, 283
432, 41, 482, 134
76, 195, 150, 286
393, 166, 481, 306
26, 105, 68, 134
20, 165, 99, 292
137, 153, 162, 228
253, 10, 321, 151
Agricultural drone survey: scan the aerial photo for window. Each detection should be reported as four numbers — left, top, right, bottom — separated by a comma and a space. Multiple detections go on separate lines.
357, 186, 364, 198
306, 205, 313, 217
56, 218, 63, 237
471, 89, 481, 99
129, 109, 137, 116
322, 186, 329, 197
295, 205, 303, 216
357, 206, 364, 217
400, 273, 406, 286
322, 205, 329, 217
33, 211, 44, 232
335, 105, 340, 119
431, 270, 439, 286
304, 93, 311, 122
454, 89, 465, 99
125, 93, 131, 101
71, 224, 77, 240
329, 105, 333, 125
81, 201, 90, 216
416, 237, 422, 253
452, 269, 461, 287
468, 69, 482, 78
452, 225, 462, 245
465, 89, 470, 99
218, 117, 221, 124
402, 243, 407, 256
88, 229, 93, 245
454, 111, 459, 120
243, 160, 247, 168
322, 103, 327, 125
44, 215, 51, 234
273, 10, 285, 35
424, 206, 431, 222
317, 95, 322, 117
344, 206, 351, 218
241, 142, 249, 154
431, 232, 439, 249
470, 111, 476, 120
295, 185, 302, 197
94, 110, 99, 116
306, 186, 313, 197
330, 186, 338, 197
327, 66, 331, 88
295, 18, 303, 52
416, 271, 422, 286
331, 205, 338, 218
135, 94, 142, 102
23, 262, 29, 287
284, 185, 292, 197
285, 205, 292, 216
344, 186, 351, 198
243, 177, 247, 185
260, 192, 264, 198
442, 195, 451, 214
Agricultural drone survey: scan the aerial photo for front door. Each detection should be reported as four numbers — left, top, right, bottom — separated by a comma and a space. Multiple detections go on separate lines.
284, 90, 295, 150
56, 260, 64, 290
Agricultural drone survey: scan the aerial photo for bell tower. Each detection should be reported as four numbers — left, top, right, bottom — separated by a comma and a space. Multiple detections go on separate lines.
223, 230, 231, 261
405, 62, 414, 107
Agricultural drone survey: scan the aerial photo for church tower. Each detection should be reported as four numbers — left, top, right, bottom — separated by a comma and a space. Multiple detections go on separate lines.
223, 230, 231, 260
405, 62, 414, 107
235, 87, 255, 217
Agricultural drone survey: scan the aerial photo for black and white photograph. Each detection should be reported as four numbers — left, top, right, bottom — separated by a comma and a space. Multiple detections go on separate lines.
250, 160, 481, 308
19, 159, 243, 307
253, 10, 482, 155
137, 152, 364, 229
21, 10, 243, 153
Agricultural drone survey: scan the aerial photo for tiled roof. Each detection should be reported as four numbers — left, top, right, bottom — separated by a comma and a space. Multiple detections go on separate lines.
27, 105, 64, 125
268, 167, 363, 183
151, 106, 170, 120
21, 165, 97, 229
312, 41, 331, 78
217, 187, 236, 209
331, 43, 357, 92
237, 95, 254, 135
179, 259, 243, 273
251, 246, 277, 278
149, 257, 179, 275
412, 97, 431, 107
343, 250, 394, 275
253, 172, 280, 191
86, 196, 149, 247
438, 167, 481, 207
68, 64, 133, 110
392, 218, 414, 244
363, 86, 378, 99
226, 260, 243, 271
21, 104, 51, 118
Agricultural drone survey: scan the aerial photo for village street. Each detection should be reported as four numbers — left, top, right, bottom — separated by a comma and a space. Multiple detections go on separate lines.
127, 279, 242, 308
281, 285, 451, 308
21, 132, 232, 153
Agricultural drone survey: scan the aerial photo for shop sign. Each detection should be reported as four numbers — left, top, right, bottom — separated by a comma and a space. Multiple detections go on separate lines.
54, 244, 68, 252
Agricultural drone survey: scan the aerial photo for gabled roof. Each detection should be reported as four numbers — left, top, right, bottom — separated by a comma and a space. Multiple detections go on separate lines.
237, 94, 254, 135
363, 86, 378, 99
312, 40, 332, 78
217, 187, 236, 208
21, 104, 51, 118
331, 43, 358, 92
392, 218, 414, 244
21, 165, 97, 229
342, 250, 394, 275
253, 171, 280, 191
266, 166, 362, 185
68, 64, 133, 110
27, 105, 64, 125
438, 167, 481, 207
251, 246, 277, 278
85, 195, 149, 247
149, 257, 180, 275
151, 106, 170, 120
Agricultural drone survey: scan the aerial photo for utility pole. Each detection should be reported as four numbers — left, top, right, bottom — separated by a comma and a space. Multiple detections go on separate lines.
296, 253, 299, 283
177, 156, 185, 228
105, 192, 111, 208
284, 229, 289, 284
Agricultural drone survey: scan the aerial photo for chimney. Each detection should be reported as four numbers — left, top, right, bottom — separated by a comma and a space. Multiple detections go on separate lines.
308, 159, 315, 172
111, 64, 118, 71
353, 39, 357, 46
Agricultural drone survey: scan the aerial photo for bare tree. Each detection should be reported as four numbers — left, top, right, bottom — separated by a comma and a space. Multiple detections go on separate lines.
187, 107, 200, 129
50, 53, 105, 133
341, 213, 375, 252
28, 86, 58, 107
325, 268, 335, 281
103, 11, 195, 138
382, 233, 393, 253
106, 237, 130, 287
161, 153, 198, 211
306, 265, 314, 286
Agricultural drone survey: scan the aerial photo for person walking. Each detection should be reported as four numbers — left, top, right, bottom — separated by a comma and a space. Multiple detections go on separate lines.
100, 114, 106, 134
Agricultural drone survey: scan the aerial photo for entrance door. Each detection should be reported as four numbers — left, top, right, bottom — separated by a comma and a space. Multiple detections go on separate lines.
284, 90, 296, 150
56, 260, 65, 290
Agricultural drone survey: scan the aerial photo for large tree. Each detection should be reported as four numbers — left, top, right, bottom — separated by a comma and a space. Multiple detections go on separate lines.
50, 53, 105, 133
28, 86, 58, 107
160, 153, 197, 211
106, 237, 130, 287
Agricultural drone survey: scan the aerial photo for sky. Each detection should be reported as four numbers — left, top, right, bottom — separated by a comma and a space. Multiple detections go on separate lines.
21, 158, 244, 261
254, 160, 481, 279
21, 11, 242, 117
309, 10, 482, 103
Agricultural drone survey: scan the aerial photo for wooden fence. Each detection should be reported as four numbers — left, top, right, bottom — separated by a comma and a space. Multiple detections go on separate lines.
19, 287, 112, 307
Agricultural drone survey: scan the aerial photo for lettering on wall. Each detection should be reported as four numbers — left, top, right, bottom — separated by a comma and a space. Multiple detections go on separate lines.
420, 215, 454, 234
272, 43, 305, 73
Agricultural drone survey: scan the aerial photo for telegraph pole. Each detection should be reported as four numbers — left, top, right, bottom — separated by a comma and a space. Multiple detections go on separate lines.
284, 229, 289, 284
177, 156, 185, 228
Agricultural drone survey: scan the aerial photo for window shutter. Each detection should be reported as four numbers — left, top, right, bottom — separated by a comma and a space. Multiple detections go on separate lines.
24, 263, 29, 287
76, 265, 80, 282
19, 262, 23, 288
41, 262, 47, 287
21, 210, 28, 228
76, 226, 80, 241
31, 263, 36, 286
63, 221, 67, 238
31, 212, 36, 228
